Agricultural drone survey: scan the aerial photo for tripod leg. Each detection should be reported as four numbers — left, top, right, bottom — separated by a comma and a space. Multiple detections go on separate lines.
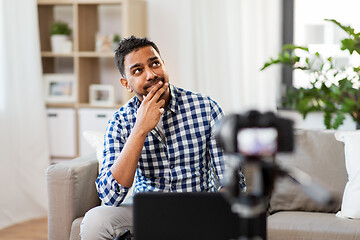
238, 211, 267, 240
114, 229, 133, 240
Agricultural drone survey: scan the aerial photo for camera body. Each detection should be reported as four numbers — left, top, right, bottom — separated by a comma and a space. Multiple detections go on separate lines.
216, 110, 294, 158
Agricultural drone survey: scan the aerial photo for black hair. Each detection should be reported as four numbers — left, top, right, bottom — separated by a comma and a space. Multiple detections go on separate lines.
114, 35, 161, 77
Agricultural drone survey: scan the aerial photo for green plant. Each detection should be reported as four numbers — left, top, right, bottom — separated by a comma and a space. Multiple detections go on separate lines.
113, 33, 121, 43
50, 21, 72, 36
261, 19, 360, 129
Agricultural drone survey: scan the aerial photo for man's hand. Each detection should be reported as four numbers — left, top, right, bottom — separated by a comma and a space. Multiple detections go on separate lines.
133, 81, 168, 135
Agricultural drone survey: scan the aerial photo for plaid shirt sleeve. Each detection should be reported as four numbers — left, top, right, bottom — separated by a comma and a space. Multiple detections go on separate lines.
207, 97, 226, 184
95, 112, 132, 206
207, 97, 246, 191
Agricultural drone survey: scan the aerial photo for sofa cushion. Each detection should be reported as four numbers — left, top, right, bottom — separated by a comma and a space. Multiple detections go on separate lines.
268, 129, 347, 214
70, 217, 83, 240
335, 131, 360, 219
83, 131, 104, 171
268, 211, 360, 240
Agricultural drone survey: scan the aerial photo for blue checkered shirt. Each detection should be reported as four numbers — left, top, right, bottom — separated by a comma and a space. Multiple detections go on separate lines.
96, 84, 245, 206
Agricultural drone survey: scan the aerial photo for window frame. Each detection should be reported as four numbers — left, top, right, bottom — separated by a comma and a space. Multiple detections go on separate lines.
280, 0, 294, 108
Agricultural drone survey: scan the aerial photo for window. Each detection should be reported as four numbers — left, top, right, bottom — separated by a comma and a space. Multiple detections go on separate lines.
282, 0, 360, 93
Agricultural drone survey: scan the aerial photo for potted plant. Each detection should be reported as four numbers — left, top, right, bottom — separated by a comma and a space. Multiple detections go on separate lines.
261, 19, 360, 129
112, 33, 121, 51
50, 21, 72, 53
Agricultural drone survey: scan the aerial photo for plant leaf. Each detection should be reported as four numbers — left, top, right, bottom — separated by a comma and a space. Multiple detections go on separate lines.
325, 19, 355, 36
332, 112, 346, 129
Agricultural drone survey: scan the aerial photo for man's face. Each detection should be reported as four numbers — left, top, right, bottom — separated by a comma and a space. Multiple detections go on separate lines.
121, 46, 170, 101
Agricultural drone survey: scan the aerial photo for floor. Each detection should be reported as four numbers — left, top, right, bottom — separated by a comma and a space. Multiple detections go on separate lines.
0, 218, 47, 240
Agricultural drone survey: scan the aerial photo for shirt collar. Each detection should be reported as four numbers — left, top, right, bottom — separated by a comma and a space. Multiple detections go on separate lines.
167, 84, 179, 114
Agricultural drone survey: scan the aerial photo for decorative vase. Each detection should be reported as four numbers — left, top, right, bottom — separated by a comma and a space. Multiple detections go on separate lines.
50, 34, 69, 53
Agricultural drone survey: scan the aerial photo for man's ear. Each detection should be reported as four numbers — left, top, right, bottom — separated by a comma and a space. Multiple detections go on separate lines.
120, 78, 133, 93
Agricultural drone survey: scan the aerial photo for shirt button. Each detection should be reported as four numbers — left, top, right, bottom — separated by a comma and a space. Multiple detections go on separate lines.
171, 185, 175, 190
170, 164, 174, 169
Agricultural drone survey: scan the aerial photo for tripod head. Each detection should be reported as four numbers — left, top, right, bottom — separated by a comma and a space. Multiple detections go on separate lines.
215, 110, 294, 209
216, 110, 294, 157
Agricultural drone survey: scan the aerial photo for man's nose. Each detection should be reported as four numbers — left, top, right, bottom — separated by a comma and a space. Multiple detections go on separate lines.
145, 67, 157, 80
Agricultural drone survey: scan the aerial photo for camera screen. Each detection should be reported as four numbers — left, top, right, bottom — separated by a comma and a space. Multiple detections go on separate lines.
237, 128, 278, 157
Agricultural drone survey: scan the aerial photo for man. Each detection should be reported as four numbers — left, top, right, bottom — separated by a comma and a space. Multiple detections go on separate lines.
80, 36, 246, 240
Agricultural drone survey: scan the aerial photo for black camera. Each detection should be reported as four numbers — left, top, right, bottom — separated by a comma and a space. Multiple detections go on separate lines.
215, 110, 294, 158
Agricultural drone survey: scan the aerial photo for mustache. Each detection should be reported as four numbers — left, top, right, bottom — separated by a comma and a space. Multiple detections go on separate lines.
143, 77, 165, 89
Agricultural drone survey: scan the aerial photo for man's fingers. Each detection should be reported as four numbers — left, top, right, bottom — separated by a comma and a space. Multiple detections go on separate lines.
150, 82, 168, 103
156, 99, 166, 108
145, 81, 164, 100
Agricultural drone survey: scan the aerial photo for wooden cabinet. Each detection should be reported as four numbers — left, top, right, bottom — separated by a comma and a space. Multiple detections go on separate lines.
78, 108, 117, 155
37, 0, 147, 159
46, 108, 77, 158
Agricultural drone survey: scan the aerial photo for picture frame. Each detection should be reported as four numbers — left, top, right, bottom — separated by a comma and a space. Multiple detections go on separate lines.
89, 84, 115, 106
44, 74, 77, 103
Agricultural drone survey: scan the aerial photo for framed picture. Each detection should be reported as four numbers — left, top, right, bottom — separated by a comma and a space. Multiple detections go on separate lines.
89, 84, 115, 106
44, 74, 77, 103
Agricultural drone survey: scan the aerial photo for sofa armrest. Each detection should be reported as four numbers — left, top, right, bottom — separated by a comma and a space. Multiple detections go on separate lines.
47, 153, 101, 240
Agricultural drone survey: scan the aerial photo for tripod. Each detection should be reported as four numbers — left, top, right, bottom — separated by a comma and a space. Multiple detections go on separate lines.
214, 110, 334, 240
223, 154, 334, 240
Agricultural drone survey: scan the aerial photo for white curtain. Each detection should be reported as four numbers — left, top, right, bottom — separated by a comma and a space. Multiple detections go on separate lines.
148, 0, 282, 114
0, 0, 49, 230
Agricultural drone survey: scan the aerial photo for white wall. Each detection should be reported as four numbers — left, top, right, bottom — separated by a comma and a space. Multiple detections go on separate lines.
145, 0, 283, 115
145, 0, 190, 89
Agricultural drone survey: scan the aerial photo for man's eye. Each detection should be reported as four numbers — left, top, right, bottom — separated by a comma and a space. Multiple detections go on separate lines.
133, 69, 142, 75
152, 61, 160, 67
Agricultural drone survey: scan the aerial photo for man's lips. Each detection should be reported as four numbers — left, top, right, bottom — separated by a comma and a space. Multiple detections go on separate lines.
144, 78, 164, 91
146, 84, 157, 91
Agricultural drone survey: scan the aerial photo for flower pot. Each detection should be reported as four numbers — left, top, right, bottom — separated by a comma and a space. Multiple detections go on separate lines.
50, 34, 69, 53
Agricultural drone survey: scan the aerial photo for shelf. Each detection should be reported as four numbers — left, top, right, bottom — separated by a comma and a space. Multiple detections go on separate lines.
77, 0, 124, 4
46, 103, 76, 108
46, 102, 123, 110
78, 103, 123, 109
37, 0, 73, 5
38, 0, 123, 4
42, 51, 74, 57
78, 51, 115, 58
41, 51, 115, 58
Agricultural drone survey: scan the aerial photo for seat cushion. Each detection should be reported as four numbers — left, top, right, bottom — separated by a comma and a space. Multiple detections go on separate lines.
70, 217, 83, 240
268, 211, 360, 240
